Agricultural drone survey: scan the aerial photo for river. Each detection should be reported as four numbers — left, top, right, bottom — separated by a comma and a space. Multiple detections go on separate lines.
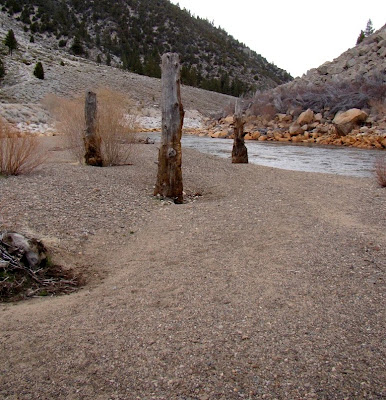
148, 133, 382, 178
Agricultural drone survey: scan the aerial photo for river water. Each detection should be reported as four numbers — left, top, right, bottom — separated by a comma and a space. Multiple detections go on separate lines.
148, 133, 382, 178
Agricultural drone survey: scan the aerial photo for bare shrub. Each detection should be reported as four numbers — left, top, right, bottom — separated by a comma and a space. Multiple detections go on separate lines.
0, 118, 45, 176
369, 99, 386, 121
375, 156, 386, 187
97, 88, 138, 166
248, 74, 386, 118
43, 94, 85, 162
44, 88, 139, 166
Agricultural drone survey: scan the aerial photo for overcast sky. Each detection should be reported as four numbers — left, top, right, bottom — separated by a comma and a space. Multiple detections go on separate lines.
169, 0, 385, 78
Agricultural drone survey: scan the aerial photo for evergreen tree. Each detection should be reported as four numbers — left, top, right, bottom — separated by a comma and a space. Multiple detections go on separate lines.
365, 19, 374, 36
106, 53, 111, 66
4, 29, 18, 55
356, 30, 365, 45
0, 58, 5, 79
33, 62, 44, 79
71, 36, 84, 55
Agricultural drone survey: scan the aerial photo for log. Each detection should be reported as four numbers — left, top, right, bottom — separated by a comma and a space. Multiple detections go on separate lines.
84, 90, 103, 166
232, 100, 248, 163
154, 53, 185, 204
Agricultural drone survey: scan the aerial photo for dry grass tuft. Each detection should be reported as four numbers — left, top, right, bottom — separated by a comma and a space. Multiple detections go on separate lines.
375, 156, 386, 187
0, 118, 45, 176
44, 88, 140, 166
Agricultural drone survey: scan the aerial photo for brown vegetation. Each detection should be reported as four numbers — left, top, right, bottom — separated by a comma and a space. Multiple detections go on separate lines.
375, 156, 386, 187
250, 74, 386, 118
0, 118, 45, 176
44, 88, 139, 166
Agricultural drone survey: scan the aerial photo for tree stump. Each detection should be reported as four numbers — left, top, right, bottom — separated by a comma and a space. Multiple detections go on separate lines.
84, 90, 103, 167
154, 53, 185, 204
232, 101, 248, 163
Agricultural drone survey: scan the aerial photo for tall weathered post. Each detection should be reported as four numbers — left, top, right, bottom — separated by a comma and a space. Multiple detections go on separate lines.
154, 53, 184, 203
84, 90, 103, 166
231, 100, 248, 164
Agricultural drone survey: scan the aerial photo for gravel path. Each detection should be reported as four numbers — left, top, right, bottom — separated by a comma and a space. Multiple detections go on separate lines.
0, 137, 385, 399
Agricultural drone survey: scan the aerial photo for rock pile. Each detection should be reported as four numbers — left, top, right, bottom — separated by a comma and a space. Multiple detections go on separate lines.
205, 107, 386, 150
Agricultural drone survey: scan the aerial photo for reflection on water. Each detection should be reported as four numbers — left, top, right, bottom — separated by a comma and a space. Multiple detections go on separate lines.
149, 133, 381, 178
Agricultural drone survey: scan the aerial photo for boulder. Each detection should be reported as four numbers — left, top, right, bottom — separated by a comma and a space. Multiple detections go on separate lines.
277, 113, 293, 123
317, 64, 329, 75
297, 109, 314, 125
333, 109, 368, 136
223, 115, 234, 124
273, 132, 283, 140
210, 131, 228, 138
289, 123, 304, 136
292, 135, 304, 143
251, 131, 261, 140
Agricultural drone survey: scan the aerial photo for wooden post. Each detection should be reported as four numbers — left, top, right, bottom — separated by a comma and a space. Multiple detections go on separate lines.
231, 100, 248, 164
84, 90, 103, 166
154, 53, 184, 204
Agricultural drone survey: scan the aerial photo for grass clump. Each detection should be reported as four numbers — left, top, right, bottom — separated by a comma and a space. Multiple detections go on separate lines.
375, 157, 386, 188
0, 118, 45, 176
44, 88, 139, 166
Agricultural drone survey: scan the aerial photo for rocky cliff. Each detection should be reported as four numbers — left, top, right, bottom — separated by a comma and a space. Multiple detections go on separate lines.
205, 25, 386, 150
296, 24, 385, 86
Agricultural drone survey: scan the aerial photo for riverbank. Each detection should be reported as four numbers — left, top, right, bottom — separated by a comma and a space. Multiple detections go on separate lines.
204, 110, 386, 151
1, 136, 385, 399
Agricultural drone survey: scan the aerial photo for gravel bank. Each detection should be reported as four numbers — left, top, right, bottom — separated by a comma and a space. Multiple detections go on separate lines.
0, 137, 385, 399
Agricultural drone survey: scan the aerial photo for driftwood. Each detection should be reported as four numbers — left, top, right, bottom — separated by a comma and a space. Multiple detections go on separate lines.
0, 233, 80, 301
154, 53, 184, 204
232, 100, 248, 163
84, 90, 103, 166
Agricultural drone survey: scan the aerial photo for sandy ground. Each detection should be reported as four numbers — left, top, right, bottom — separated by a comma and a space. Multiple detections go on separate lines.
0, 136, 385, 399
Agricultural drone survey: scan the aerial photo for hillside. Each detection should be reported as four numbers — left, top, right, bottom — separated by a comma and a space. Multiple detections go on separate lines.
0, 9, 240, 134
286, 24, 386, 90
0, 0, 292, 96
206, 24, 386, 150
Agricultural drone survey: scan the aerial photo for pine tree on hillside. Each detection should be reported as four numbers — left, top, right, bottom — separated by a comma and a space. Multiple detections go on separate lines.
71, 36, 84, 55
33, 62, 44, 79
356, 30, 365, 45
0, 59, 5, 79
365, 19, 374, 37
4, 29, 18, 55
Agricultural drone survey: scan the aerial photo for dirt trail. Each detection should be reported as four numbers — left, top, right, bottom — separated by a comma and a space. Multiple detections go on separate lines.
0, 140, 385, 399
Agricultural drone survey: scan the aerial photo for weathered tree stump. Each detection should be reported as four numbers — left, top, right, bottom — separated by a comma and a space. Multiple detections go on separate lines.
84, 90, 103, 167
232, 100, 248, 164
154, 53, 185, 204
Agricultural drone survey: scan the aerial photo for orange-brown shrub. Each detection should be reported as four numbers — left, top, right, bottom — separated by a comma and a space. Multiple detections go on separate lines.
43, 88, 139, 166
0, 118, 45, 176
375, 156, 386, 187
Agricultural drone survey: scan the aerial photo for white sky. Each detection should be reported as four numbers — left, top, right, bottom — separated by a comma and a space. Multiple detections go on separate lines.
169, 0, 386, 78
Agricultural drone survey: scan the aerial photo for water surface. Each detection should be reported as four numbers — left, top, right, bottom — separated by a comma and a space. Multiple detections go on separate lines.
149, 133, 381, 178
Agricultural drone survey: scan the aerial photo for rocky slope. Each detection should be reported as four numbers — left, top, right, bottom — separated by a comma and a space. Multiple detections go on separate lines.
206, 25, 386, 150
295, 24, 386, 86
0, 0, 292, 96
0, 11, 237, 134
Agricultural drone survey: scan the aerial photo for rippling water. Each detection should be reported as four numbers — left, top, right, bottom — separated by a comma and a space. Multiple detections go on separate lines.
148, 133, 382, 178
